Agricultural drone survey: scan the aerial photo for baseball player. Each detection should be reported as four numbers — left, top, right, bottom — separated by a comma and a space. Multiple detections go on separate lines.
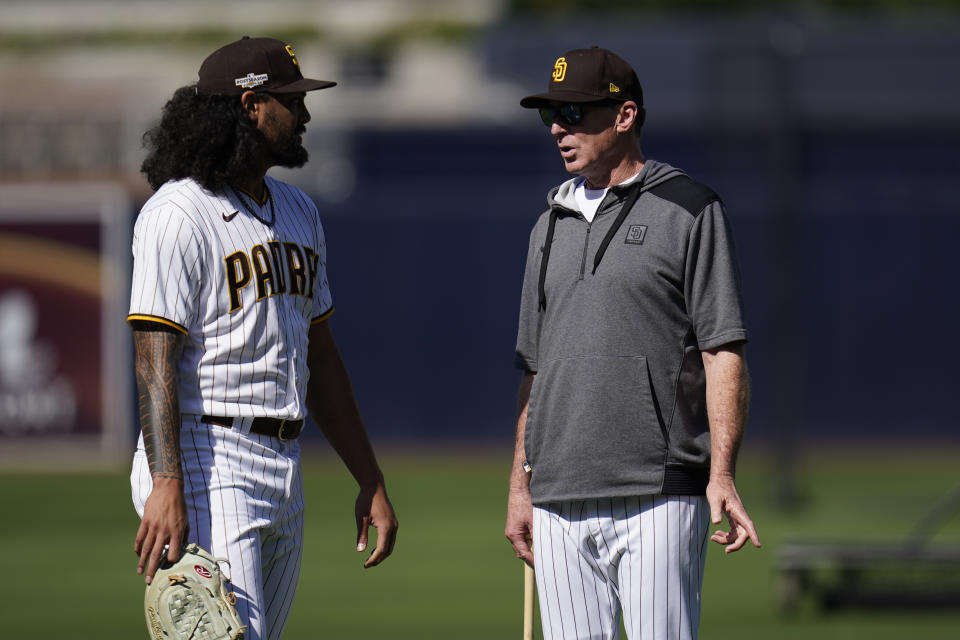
129, 36, 398, 640
504, 47, 760, 639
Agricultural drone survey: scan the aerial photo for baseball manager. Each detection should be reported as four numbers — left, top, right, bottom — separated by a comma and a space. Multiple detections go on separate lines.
505, 46, 760, 639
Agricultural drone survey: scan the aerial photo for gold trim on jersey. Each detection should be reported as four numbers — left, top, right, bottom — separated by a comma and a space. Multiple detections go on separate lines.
233, 184, 269, 207
126, 314, 188, 334
311, 307, 335, 324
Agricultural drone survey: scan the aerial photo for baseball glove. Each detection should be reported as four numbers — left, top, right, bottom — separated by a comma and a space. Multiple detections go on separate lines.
144, 543, 246, 640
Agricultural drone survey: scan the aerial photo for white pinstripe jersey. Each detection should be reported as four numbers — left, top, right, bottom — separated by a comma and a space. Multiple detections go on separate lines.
128, 176, 333, 420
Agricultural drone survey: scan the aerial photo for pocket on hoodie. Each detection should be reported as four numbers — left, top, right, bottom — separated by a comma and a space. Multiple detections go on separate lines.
525, 354, 665, 475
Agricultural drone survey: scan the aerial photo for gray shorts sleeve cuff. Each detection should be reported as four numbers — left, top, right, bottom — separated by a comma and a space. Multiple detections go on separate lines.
698, 329, 748, 351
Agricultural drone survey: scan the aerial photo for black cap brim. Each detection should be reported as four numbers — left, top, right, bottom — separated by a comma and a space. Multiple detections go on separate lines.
269, 78, 337, 93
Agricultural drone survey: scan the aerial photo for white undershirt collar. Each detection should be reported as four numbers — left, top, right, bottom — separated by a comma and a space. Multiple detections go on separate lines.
573, 171, 643, 223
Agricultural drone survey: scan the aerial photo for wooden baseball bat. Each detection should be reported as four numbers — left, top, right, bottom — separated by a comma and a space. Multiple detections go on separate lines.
523, 562, 534, 640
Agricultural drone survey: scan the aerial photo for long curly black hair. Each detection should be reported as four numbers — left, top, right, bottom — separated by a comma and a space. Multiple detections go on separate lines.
141, 86, 264, 192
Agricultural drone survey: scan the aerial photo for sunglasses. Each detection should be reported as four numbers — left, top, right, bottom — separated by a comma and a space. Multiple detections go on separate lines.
538, 101, 620, 127
538, 104, 588, 127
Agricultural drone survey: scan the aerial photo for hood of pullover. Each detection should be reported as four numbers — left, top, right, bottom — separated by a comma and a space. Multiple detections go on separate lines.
547, 159, 687, 215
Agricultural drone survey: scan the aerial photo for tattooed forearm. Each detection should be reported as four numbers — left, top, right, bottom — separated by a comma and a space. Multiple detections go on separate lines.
133, 324, 185, 479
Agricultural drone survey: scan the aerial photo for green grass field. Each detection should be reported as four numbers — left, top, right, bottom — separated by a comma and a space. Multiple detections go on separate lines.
2, 445, 958, 639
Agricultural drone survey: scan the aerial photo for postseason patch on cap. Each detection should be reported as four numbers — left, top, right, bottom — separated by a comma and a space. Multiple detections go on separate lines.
197, 37, 336, 95
235, 73, 269, 89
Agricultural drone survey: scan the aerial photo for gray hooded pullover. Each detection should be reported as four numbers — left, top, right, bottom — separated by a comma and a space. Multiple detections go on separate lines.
515, 160, 748, 503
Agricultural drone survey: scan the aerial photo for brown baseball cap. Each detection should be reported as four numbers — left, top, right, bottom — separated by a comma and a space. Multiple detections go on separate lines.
196, 36, 336, 96
520, 46, 643, 108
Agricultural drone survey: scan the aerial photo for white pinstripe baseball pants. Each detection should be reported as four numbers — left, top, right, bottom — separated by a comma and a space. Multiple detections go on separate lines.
132, 417, 305, 640
533, 496, 710, 640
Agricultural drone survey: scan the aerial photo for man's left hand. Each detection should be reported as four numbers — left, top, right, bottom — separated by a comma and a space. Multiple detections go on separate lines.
706, 473, 760, 553
355, 482, 398, 568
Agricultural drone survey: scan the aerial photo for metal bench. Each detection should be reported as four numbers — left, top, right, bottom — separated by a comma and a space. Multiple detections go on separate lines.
777, 481, 960, 612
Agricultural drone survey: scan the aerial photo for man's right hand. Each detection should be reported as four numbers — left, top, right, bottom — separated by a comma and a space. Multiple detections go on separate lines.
134, 476, 189, 584
507, 372, 536, 567
505, 487, 535, 568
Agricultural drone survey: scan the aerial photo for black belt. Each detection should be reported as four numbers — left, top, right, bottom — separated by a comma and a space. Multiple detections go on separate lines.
200, 415, 304, 441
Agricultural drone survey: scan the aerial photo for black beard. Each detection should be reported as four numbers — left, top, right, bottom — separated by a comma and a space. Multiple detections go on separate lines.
260, 110, 308, 168
268, 135, 308, 168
